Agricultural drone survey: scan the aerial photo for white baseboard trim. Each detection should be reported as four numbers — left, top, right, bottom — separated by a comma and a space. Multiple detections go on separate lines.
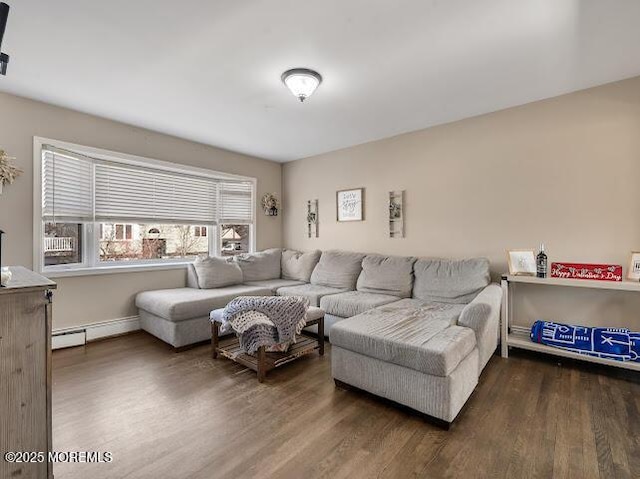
52, 316, 141, 350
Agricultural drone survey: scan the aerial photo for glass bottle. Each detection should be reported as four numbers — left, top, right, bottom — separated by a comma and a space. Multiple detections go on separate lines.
536, 243, 548, 278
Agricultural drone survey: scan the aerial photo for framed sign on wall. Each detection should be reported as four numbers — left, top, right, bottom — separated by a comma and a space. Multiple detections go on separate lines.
336, 188, 364, 222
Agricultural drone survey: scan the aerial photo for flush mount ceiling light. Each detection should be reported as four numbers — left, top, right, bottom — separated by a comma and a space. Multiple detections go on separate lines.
281, 68, 322, 102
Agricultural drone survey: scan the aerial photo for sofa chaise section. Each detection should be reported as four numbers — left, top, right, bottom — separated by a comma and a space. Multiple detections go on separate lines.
331, 305, 479, 424
139, 253, 275, 349
330, 256, 500, 425
136, 284, 272, 348
410, 257, 499, 373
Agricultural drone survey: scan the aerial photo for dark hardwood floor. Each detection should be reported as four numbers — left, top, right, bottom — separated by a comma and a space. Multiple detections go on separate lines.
52, 332, 640, 479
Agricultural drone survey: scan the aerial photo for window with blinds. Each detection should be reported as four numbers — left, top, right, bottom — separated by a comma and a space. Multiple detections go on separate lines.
38, 143, 255, 272
94, 162, 219, 224
219, 181, 254, 223
42, 149, 93, 222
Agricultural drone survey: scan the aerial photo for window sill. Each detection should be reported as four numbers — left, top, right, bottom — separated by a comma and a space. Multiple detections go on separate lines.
41, 262, 191, 279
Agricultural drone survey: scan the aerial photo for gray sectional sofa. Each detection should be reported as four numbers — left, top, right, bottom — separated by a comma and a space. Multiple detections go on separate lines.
135, 248, 502, 424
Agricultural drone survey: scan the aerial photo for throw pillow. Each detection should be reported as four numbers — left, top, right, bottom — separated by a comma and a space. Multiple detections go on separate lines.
193, 256, 243, 289
281, 249, 321, 282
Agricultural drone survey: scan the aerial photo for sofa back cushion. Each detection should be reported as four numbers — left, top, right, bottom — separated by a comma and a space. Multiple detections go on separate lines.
310, 250, 364, 290
356, 255, 416, 298
412, 258, 490, 304
235, 248, 282, 281
281, 249, 321, 282
193, 256, 243, 289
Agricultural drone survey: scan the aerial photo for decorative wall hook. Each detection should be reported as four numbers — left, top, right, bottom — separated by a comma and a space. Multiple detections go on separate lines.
261, 193, 279, 216
0, 149, 21, 194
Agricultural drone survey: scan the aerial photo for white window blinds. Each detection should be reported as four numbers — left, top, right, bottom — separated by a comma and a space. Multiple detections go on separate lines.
42, 147, 93, 222
94, 163, 219, 224
41, 144, 254, 226
219, 181, 254, 223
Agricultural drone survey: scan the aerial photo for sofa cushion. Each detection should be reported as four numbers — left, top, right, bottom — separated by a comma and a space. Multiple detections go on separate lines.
356, 255, 416, 298
276, 283, 349, 307
378, 299, 466, 325
412, 258, 490, 304
281, 249, 321, 282
243, 278, 305, 294
193, 256, 243, 289
310, 250, 365, 289
320, 291, 400, 318
235, 248, 282, 281
135, 285, 272, 322
330, 307, 476, 377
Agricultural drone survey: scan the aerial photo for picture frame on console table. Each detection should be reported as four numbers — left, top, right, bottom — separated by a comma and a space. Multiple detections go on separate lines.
628, 252, 640, 281
336, 188, 364, 222
507, 249, 536, 276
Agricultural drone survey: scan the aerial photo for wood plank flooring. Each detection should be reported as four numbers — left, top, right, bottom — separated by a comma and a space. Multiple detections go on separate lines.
51, 332, 640, 479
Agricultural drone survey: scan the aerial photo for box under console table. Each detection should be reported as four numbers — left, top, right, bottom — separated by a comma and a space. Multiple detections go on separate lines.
501, 274, 640, 372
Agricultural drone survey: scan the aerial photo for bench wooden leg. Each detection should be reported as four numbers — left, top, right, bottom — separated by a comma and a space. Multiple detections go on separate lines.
257, 346, 266, 382
211, 321, 219, 359
318, 316, 325, 356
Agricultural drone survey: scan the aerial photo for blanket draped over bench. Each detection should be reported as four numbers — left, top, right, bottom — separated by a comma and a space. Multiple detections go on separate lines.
219, 296, 309, 354
530, 320, 640, 362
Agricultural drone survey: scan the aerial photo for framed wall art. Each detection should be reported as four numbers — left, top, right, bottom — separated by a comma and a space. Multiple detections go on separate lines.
507, 249, 536, 276
628, 252, 640, 281
336, 188, 364, 222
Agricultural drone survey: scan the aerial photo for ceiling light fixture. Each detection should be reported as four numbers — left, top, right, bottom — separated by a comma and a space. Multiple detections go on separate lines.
0, 2, 9, 76
281, 68, 322, 102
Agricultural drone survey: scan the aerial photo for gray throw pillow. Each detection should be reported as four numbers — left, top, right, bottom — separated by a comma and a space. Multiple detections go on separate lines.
310, 250, 365, 290
193, 256, 243, 289
356, 254, 416, 298
281, 249, 321, 282
235, 248, 282, 281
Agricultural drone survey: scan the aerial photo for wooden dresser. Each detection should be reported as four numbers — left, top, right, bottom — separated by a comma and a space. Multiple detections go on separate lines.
0, 267, 56, 479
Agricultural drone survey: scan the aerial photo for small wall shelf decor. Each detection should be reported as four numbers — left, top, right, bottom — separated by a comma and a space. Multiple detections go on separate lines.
307, 199, 318, 238
0, 149, 22, 194
261, 193, 279, 216
389, 190, 404, 238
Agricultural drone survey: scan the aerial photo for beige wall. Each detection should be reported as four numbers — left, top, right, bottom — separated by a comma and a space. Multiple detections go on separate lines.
0, 92, 282, 330
284, 76, 640, 271
284, 76, 640, 329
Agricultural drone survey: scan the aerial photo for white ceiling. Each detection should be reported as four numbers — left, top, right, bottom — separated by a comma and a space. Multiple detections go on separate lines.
1, 0, 640, 162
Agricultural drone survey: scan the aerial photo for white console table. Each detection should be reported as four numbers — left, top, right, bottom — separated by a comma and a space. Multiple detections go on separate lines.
501, 274, 640, 372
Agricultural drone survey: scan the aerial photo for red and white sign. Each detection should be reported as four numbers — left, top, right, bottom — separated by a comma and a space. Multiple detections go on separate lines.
550, 263, 623, 282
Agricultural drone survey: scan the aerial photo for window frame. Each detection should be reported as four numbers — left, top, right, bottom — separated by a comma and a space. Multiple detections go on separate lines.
218, 223, 254, 257
33, 137, 257, 278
